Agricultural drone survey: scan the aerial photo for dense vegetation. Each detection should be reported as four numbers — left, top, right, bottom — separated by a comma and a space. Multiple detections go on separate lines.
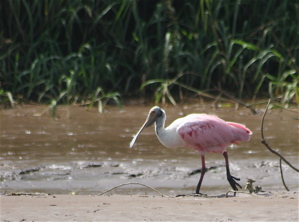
1, 0, 298, 108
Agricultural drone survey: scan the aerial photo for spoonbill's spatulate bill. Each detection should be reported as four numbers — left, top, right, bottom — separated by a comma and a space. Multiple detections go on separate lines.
130, 106, 252, 194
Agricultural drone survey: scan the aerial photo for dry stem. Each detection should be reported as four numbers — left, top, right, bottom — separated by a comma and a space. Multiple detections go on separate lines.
260, 99, 298, 191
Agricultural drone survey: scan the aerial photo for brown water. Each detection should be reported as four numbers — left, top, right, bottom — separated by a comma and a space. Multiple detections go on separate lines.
0, 104, 298, 196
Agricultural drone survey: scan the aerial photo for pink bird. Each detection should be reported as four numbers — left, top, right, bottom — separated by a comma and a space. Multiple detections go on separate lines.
130, 106, 252, 194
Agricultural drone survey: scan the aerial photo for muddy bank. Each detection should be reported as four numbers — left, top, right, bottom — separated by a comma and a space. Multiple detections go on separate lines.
0, 104, 298, 195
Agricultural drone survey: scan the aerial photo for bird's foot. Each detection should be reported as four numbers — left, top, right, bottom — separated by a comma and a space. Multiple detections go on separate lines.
227, 174, 242, 192
225, 189, 242, 197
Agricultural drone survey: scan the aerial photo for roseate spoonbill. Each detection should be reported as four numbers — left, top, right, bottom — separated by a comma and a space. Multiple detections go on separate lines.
130, 106, 252, 194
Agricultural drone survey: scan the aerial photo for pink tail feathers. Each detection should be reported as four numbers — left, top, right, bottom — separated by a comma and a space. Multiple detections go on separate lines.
227, 122, 252, 142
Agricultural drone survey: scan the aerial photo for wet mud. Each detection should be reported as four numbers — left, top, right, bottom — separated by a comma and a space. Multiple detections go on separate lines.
0, 104, 298, 195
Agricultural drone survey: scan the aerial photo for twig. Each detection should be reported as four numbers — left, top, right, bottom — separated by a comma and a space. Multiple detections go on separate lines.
201, 93, 223, 113
279, 158, 289, 191
217, 89, 258, 114
261, 99, 299, 172
98, 183, 165, 197
260, 99, 299, 190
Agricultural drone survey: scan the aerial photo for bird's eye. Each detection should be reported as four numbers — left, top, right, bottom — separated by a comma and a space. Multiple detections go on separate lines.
156, 109, 163, 117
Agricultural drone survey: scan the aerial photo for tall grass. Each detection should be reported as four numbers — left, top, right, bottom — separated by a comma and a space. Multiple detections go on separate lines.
1, 0, 298, 107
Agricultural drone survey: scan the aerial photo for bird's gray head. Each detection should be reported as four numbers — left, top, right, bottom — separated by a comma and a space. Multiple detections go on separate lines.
129, 106, 165, 148
148, 106, 165, 123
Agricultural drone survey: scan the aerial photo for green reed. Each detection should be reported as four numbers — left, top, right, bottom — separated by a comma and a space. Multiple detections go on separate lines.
1, 0, 298, 108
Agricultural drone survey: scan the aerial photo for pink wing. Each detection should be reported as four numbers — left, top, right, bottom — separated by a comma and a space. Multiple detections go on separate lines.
177, 114, 251, 153
226, 122, 252, 142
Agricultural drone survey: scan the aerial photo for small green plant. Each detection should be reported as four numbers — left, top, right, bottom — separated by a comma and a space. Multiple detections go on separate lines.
49, 99, 57, 118
141, 74, 216, 106
0, 90, 15, 108
267, 70, 298, 106
141, 79, 177, 106
88, 87, 122, 113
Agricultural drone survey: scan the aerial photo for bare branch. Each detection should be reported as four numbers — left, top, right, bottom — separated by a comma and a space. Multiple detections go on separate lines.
260, 99, 299, 191
98, 182, 165, 197
216, 88, 258, 114
280, 158, 289, 191
260, 99, 299, 172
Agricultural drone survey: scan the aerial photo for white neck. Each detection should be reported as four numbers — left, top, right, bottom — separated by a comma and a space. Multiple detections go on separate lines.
154, 115, 184, 148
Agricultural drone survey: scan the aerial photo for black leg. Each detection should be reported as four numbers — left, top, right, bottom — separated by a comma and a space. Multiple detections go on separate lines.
195, 155, 206, 194
223, 151, 242, 192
